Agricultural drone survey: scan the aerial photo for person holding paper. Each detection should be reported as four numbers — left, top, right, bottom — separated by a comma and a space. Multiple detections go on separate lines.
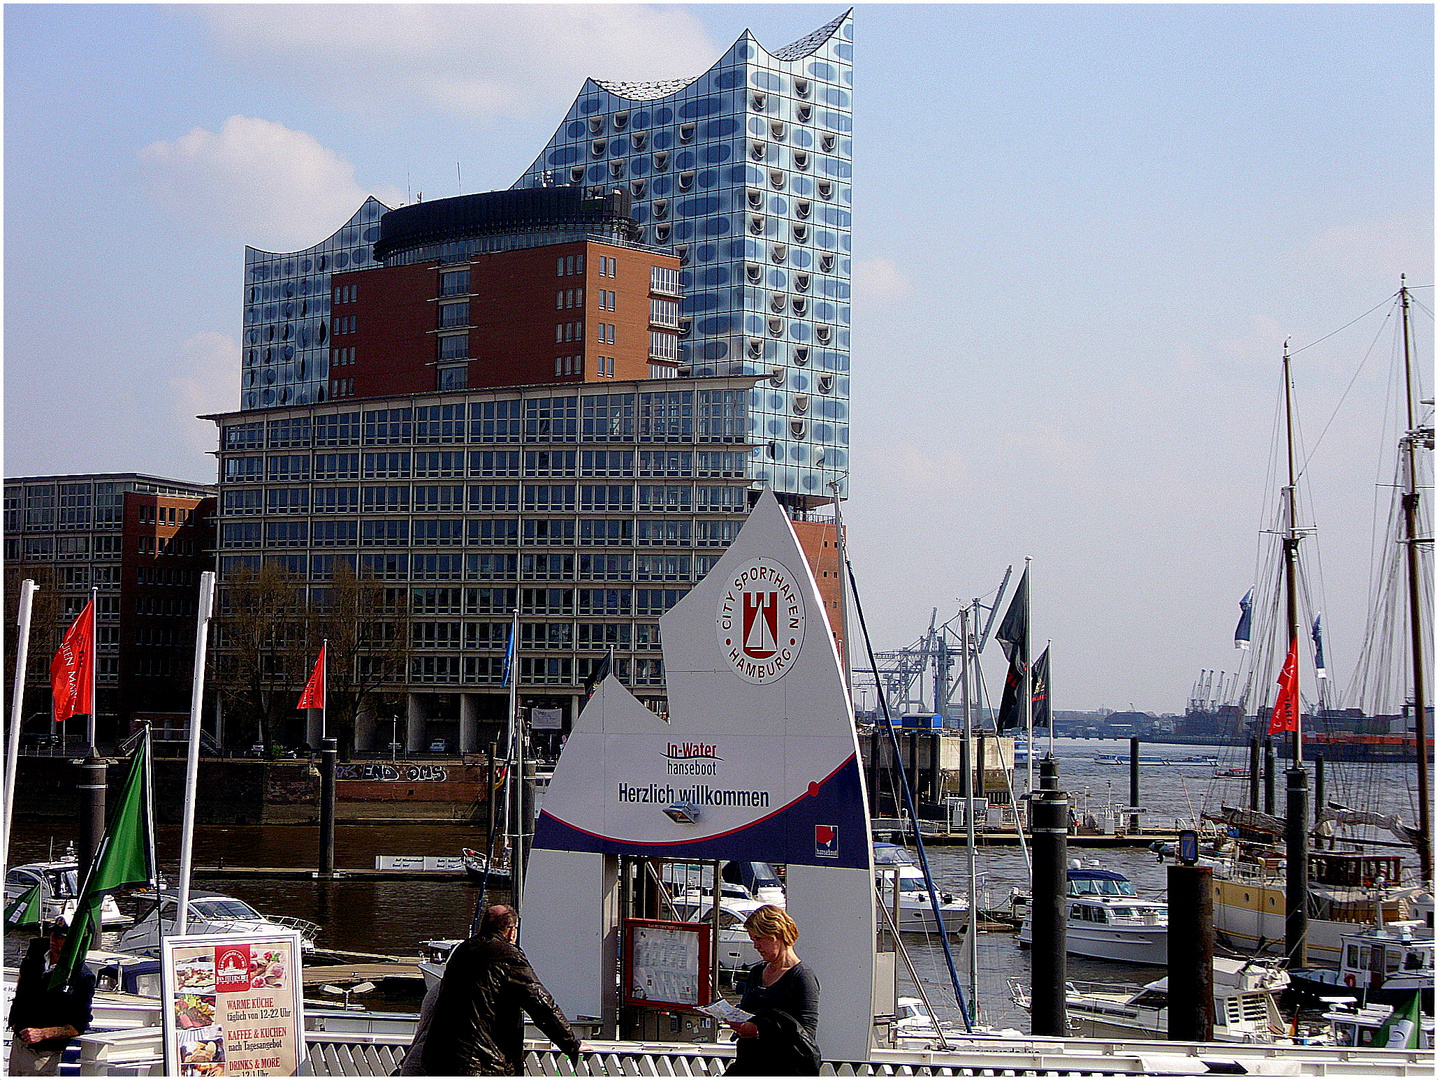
725, 905, 821, 1075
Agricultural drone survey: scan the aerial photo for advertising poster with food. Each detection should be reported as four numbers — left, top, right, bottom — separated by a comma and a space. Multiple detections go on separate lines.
161, 931, 305, 1076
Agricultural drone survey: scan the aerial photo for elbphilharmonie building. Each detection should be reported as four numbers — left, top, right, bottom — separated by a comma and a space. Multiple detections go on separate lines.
241, 10, 852, 508
513, 10, 853, 506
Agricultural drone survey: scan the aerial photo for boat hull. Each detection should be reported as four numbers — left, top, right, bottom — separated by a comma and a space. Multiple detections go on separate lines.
1211, 878, 1392, 966
1019, 918, 1168, 965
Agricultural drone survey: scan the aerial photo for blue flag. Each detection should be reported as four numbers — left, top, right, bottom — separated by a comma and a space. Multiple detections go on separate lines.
1311, 613, 1327, 679
1234, 587, 1253, 650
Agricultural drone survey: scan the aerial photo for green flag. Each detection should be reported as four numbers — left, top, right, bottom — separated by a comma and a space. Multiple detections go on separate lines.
49, 730, 152, 989
1374, 992, 1423, 1049
4, 882, 45, 929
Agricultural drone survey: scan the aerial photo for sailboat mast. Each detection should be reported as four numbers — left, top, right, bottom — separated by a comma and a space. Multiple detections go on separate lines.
1399, 278, 1432, 883
1282, 343, 1303, 768
1281, 343, 1309, 967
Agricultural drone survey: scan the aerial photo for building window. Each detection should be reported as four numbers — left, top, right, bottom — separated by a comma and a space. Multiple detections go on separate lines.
637, 519, 692, 546
649, 332, 679, 361
363, 452, 411, 478
312, 487, 360, 513
469, 519, 520, 545
412, 485, 465, 512
439, 302, 469, 328
362, 485, 410, 513
469, 450, 521, 476
522, 518, 576, 545
313, 453, 361, 479
414, 450, 466, 477
468, 484, 521, 512
635, 588, 683, 617
438, 334, 469, 361
312, 520, 359, 546
363, 408, 413, 444
224, 457, 264, 482
266, 487, 309, 514
470, 400, 522, 443
438, 366, 467, 391
579, 518, 634, 545
412, 519, 465, 546
579, 484, 633, 512
314, 411, 361, 446
223, 489, 263, 515
440, 269, 470, 296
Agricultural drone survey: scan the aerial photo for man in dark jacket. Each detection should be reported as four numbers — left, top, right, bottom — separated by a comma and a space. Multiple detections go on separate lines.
7, 918, 96, 1075
421, 904, 582, 1075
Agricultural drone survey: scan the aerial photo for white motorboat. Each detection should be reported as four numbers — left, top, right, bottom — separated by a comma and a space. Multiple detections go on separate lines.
115, 888, 319, 956
1017, 864, 1167, 965
1064, 956, 1323, 1043
1288, 920, 1435, 1011
873, 842, 967, 937
4, 860, 132, 928
1324, 1000, 1434, 1049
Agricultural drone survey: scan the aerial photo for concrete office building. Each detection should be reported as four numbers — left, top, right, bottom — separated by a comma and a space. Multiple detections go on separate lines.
3, 473, 217, 747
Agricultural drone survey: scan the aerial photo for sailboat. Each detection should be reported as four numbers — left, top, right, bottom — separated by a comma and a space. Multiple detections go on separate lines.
1202, 283, 1433, 966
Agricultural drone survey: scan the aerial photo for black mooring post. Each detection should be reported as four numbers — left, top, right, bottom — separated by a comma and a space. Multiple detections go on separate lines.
1285, 767, 1309, 967
1263, 737, 1276, 814
319, 737, 337, 877
1313, 756, 1325, 847
929, 730, 942, 805
1167, 863, 1214, 1041
1129, 736, 1141, 835
1248, 736, 1260, 811
78, 754, 107, 879
868, 724, 881, 815
1030, 756, 1068, 1037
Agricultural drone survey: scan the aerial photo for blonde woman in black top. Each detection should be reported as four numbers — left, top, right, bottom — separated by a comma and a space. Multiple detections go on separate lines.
725, 904, 821, 1075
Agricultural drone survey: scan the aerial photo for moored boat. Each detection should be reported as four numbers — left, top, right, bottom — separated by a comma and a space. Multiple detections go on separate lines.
4, 859, 132, 928
115, 888, 319, 956
1018, 865, 1167, 965
1065, 956, 1325, 1043
873, 841, 968, 937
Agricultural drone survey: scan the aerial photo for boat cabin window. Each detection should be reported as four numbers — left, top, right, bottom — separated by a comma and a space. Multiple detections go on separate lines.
192, 898, 263, 920
1345, 944, 1361, 969
1383, 949, 1401, 973
43, 869, 79, 897
1110, 907, 1134, 919
1069, 877, 1136, 897
1405, 950, 1427, 970
1131, 989, 1168, 1008
6, 868, 41, 888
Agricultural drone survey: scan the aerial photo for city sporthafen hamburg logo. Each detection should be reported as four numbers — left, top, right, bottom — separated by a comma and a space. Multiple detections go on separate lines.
715, 557, 806, 684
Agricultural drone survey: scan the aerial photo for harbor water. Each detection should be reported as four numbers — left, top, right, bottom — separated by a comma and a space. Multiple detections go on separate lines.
7, 737, 1419, 1032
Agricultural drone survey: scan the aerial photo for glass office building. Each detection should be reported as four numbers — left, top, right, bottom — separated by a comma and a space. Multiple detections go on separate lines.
514, 11, 853, 506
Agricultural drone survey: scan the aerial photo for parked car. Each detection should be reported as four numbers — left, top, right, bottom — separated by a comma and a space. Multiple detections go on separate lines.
429, 738, 450, 753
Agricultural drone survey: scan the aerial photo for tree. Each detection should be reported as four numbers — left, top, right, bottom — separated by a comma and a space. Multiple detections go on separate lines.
213, 562, 309, 752
2, 561, 60, 736
307, 564, 409, 760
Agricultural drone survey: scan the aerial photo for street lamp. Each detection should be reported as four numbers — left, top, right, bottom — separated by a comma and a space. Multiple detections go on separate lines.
391, 716, 399, 761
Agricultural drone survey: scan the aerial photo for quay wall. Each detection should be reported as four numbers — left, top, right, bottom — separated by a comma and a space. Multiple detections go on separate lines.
11, 756, 492, 825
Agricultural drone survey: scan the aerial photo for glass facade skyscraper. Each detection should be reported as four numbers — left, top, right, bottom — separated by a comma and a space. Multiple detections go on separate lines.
513, 12, 854, 506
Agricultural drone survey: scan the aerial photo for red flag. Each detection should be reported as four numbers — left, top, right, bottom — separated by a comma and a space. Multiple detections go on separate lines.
1268, 636, 1300, 735
298, 645, 325, 710
50, 600, 95, 722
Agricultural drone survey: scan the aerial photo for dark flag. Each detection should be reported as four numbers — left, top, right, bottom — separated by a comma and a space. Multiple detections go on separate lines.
584, 648, 613, 699
1031, 648, 1051, 729
1311, 613, 1327, 680
995, 567, 1029, 665
997, 655, 1023, 731
1234, 586, 1254, 650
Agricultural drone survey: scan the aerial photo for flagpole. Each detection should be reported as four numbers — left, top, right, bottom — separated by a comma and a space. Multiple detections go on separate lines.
1, 578, 37, 1027
1024, 557, 1033, 799
321, 637, 328, 743
176, 571, 216, 936
1046, 640, 1055, 759
3, 579, 37, 866
87, 586, 98, 753
506, 607, 523, 915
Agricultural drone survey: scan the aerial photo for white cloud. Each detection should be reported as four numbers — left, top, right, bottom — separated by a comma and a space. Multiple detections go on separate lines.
138, 116, 404, 250
203, 5, 719, 122
169, 331, 240, 458
852, 256, 913, 305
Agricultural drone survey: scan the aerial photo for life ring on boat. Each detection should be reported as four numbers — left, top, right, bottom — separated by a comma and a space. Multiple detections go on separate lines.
1343, 973, 1357, 988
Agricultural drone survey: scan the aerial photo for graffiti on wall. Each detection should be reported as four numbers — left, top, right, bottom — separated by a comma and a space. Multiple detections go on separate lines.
336, 763, 449, 782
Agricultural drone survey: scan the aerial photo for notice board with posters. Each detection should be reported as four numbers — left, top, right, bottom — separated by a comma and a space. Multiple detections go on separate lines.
161, 930, 306, 1076
622, 918, 711, 1010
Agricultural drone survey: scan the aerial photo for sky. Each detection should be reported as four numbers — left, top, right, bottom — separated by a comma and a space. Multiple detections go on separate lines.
4, 4, 1433, 716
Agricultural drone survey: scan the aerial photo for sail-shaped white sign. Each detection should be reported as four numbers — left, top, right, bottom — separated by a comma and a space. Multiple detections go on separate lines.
525, 489, 876, 1060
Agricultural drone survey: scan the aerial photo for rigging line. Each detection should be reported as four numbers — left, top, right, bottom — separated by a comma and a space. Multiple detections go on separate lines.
1289, 293, 1395, 357
1295, 303, 1396, 476
846, 558, 972, 1032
